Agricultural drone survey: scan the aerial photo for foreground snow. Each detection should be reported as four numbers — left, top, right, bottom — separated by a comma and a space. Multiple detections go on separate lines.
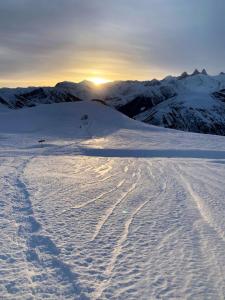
1, 102, 225, 299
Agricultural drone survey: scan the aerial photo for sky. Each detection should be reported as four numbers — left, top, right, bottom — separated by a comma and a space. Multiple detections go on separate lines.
1, 0, 225, 87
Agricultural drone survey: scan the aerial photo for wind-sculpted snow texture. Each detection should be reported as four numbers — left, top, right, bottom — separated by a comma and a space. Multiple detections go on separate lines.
1, 101, 225, 299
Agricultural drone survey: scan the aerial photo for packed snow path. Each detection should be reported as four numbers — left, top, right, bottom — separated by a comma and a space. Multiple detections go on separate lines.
1, 102, 225, 299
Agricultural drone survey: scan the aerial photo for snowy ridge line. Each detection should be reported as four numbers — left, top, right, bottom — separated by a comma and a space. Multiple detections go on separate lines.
90, 167, 142, 242
11, 157, 87, 298
93, 166, 168, 300
177, 165, 225, 243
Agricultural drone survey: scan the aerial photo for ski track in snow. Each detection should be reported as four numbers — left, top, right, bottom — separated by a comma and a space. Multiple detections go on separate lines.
3, 150, 225, 299
93, 164, 168, 300
91, 168, 141, 242
178, 167, 225, 243
59, 179, 126, 214
1, 156, 88, 299
1, 102, 225, 299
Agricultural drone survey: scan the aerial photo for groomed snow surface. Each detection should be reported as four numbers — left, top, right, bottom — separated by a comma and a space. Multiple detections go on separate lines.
1, 101, 225, 299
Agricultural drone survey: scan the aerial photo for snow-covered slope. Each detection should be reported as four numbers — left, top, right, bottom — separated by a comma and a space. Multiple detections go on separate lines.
1, 101, 225, 299
133, 72, 225, 135
135, 91, 225, 135
0, 86, 83, 109
0, 101, 133, 139
2, 70, 225, 136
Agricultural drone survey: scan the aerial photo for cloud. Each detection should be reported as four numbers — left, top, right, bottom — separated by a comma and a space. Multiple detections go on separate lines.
0, 0, 225, 86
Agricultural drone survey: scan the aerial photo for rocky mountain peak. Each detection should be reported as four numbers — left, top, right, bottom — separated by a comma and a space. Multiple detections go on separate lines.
201, 69, 208, 75
191, 69, 201, 76
178, 71, 189, 80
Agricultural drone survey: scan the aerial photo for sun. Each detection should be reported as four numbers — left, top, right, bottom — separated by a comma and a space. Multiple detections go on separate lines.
89, 77, 110, 85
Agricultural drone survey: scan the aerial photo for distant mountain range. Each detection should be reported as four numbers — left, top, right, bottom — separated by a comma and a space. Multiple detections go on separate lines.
1, 69, 225, 136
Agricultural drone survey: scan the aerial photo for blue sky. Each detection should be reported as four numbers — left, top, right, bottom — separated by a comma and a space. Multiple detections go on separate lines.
0, 0, 224, 86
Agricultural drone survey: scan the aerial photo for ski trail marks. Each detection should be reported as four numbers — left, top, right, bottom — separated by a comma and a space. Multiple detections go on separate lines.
178, 167, 225, 243
59, 179, 126, 215
12, 157, 86, 298
58, 161, 131, 216
93, 164, 167, 299
91, 168, 141, 242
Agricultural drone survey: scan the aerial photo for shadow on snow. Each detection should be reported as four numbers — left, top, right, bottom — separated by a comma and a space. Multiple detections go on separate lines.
80, 148, 225, 160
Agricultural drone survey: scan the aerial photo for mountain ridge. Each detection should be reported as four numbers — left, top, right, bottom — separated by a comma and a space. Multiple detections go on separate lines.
1, 69, 225, 136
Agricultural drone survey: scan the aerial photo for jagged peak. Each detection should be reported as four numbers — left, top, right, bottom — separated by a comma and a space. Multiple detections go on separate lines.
201, 69, 208, 75
191, 69, 201, 76
162, 75, 175, 81
178, 71, 189, 80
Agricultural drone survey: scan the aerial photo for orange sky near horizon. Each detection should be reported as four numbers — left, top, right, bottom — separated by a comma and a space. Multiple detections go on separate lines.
1, 1, 225, 88
0, 66, 169, 88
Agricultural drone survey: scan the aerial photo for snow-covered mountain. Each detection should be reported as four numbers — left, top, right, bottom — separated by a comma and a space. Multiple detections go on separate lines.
132, 71, 225, 135
2, 69, 225, 135
0, 86, 83, 109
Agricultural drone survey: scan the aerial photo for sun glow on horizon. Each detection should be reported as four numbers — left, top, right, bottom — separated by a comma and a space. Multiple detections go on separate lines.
88, 77, 110, 85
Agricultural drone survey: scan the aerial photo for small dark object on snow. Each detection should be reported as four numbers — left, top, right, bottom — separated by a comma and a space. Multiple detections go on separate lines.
81, 114, 88, 121
38, 139, 46, 143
